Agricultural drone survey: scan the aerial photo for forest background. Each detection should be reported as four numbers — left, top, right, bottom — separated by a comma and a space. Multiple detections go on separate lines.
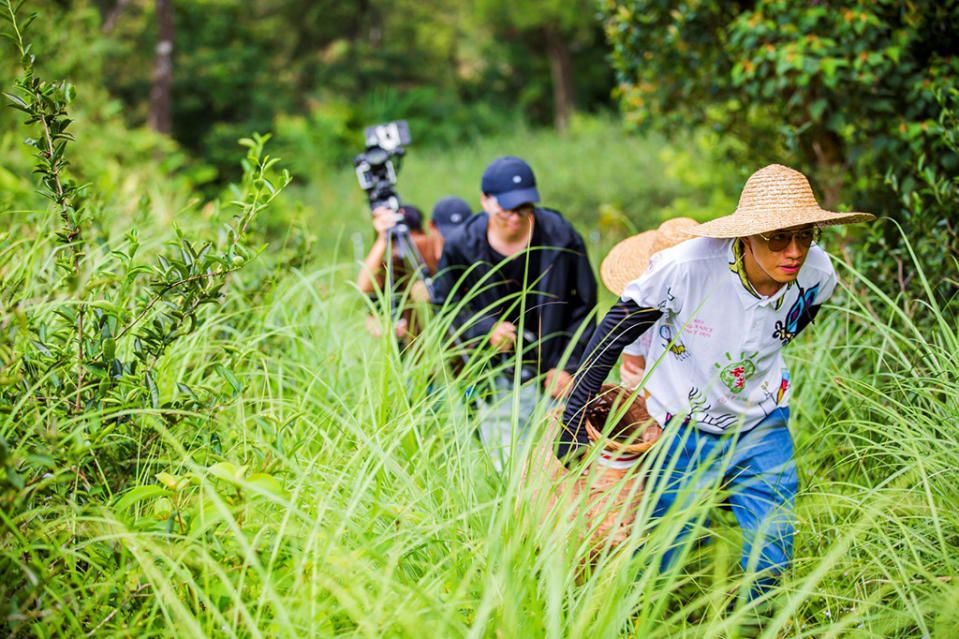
1, 0, 958, 637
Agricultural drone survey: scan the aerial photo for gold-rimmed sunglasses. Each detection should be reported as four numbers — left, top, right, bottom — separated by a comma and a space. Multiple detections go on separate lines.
757, 227, 821, 252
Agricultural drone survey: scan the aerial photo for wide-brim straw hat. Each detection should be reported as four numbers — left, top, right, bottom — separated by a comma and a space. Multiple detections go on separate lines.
685, 164, 875, 238
600, 217, 698, 296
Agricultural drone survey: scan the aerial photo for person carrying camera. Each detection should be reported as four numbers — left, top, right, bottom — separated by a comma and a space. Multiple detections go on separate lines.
431, 156, 597, 470
357, 198, 471, 341
557, 164, 874, 603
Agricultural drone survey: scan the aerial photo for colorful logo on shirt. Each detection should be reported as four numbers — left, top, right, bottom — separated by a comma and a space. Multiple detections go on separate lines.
715, 351, 758, 394
759, 369, 790, 416
657, 287, 676, 312
773, 283, 819, 345
659, 324, 690, 361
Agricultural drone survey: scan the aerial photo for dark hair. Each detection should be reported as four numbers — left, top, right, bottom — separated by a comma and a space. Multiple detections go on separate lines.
398, 204, 423, 230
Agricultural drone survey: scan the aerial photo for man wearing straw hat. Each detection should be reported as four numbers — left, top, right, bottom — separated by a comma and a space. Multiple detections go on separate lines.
558, 164, 875, 600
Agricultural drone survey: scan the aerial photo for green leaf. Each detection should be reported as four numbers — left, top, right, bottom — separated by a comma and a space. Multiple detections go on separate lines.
246, 473, 288, 499
155, 472, 181, 490
208, 461, 248, 483
114, 485, 172, 513
145, 372, 159, 408
215, 364, 242, 395
808, 98, 828, 122
3, 92, 27, 108
102, 337, 116, 361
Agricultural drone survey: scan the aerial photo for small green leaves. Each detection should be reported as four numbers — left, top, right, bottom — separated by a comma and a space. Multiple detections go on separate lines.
144, 371, 159, 408
215, 364, 242, 395
113, 484, 172, 513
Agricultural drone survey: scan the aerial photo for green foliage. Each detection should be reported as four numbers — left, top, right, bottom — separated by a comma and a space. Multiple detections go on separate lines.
602, 0, 959, 306
2, 2, 958, 636
96, 0, 615, 183
0, 1, 290, 513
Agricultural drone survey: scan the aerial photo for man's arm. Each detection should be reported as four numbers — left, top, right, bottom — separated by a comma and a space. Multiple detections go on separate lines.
557, 299, 662, 459
356, 207, 397, 294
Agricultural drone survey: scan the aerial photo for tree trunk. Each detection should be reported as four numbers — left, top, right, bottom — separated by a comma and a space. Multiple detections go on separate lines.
148, 0, 174, 135
102, 0, 134, 33
544, 26, 575, 135
802, 128, 846, 209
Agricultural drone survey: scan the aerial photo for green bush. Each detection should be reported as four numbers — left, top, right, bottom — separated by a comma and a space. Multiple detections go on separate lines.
602, 0, 959, 308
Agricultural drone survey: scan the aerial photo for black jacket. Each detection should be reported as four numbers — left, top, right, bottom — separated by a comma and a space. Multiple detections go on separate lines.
431, 207, 597, 375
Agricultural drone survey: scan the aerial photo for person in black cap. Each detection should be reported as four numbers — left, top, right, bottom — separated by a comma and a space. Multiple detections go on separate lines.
358, 200, 471, 340
431, 156, 597, 471
430, 196, 472, 246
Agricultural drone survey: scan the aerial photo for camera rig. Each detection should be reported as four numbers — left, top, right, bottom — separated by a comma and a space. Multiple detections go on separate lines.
353, 120, 434, 325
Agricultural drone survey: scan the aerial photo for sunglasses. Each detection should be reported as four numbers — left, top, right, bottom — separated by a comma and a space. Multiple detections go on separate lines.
756, 227, 821, 252
495, 203, 534, 219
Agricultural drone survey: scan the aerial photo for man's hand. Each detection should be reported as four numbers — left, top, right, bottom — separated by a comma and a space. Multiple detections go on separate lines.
372, 207, 398, 235
619, 354, 646, 389
489, 321, 517, 352
544, 368, 573, 399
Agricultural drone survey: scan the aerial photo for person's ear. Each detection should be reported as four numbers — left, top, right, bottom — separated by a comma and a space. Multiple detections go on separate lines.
480, 193, 496, 215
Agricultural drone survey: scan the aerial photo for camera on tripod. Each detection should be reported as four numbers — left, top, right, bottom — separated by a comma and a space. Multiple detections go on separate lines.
353, 120, 411, 212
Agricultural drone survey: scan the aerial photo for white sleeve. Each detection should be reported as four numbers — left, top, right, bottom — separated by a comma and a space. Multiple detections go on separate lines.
806, 245, 838, 304
620, 252, 685, 315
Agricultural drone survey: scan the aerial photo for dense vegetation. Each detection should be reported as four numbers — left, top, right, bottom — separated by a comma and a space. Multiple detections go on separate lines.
2, 1, 957, 637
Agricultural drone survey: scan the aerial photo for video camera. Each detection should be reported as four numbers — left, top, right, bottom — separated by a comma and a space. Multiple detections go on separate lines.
353, 120, 411, 212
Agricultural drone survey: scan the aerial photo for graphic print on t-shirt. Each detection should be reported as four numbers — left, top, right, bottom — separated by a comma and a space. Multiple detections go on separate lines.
759, 369, 791, 416
657, 287, 676, 312
773, 282, 820, 345
687, 386, 737, 431
659, 324, 690, 361
715, 350, 758, 394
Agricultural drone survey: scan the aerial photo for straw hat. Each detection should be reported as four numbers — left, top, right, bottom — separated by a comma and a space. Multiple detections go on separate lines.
685, 164, 875, 238
600, 217, 697, 296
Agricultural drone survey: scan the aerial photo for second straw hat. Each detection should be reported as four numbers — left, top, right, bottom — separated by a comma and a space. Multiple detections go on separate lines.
600, 217, 698, 296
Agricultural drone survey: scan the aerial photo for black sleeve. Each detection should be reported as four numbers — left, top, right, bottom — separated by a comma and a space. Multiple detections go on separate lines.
557, 299, 662, 459
560, 231, 598, 373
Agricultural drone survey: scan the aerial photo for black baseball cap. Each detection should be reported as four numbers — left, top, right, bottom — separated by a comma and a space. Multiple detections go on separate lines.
430, 196, 472, 237
398, 204, 423, 230
480, 156, 540, 211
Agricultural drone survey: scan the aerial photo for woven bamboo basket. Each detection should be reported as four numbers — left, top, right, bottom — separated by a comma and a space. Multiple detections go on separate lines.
520, 384, 662, 555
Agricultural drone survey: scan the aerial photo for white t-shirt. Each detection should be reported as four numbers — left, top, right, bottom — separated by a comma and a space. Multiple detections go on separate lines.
620, 236, 837, 434
622, 331, 651, 357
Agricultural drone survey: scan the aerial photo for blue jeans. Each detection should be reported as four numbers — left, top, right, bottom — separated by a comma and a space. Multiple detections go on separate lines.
651, 408, 798, 599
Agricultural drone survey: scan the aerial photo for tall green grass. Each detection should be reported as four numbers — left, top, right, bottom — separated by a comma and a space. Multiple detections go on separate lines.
4, 215, 958, 637
1, 18, 955, 631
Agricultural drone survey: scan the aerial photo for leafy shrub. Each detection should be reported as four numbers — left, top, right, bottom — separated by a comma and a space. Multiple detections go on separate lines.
0, 0, 289, 526
602, 0, 959, 308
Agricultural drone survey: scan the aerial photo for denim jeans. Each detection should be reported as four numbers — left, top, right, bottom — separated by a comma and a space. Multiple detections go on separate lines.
651, 407, 798, 599
477, 376, 556, 473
